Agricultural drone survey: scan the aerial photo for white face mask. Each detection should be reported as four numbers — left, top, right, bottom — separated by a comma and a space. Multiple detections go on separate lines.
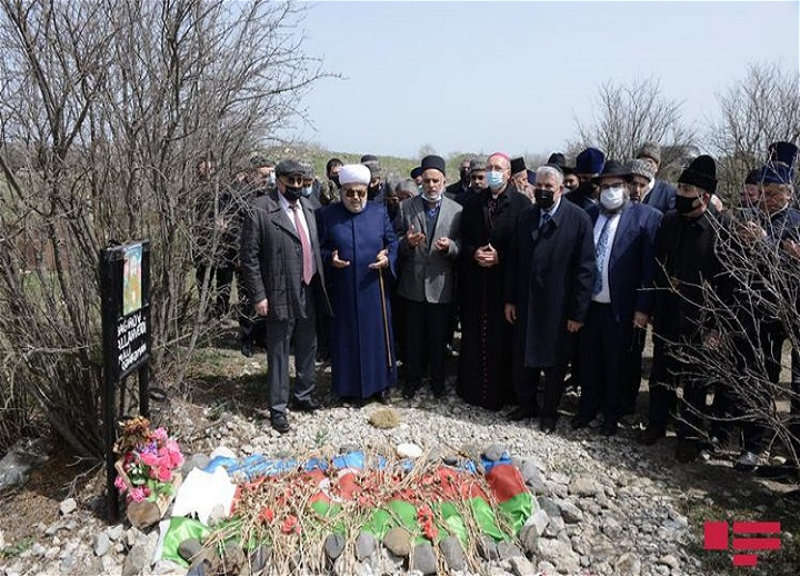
600, 186, 626, 211
423, 189, 442, 203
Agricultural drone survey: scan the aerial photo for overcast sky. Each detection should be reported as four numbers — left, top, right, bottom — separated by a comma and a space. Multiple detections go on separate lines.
289, 1, 800, 159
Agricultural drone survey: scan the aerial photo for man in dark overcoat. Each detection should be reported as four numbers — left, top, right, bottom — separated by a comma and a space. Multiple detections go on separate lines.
504, 164, 596, 433
240, 159, 332, 434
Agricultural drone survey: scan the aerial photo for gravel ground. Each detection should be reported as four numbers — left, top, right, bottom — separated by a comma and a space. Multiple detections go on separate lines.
1, 346, 798, 576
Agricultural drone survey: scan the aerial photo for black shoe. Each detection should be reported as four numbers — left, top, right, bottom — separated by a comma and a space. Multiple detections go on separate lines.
378, 389, 392, 404
431, 381, 446, 399
600, 423, 618, 437
638, 426, 666, 446
271, 413, 290, 434
291, 397, 320, 413
507, 405, 538, 422
540, 417, 557, 434
570, 415, 593, 430
675, 438, 700, 463
241, 340, 253, 358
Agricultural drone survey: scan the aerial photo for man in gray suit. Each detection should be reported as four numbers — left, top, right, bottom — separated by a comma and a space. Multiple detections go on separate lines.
395, 155, 462, 399
240, 159, 331, 434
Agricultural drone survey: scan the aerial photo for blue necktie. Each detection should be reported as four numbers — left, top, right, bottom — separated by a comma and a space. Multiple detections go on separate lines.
593, 217, 612, 296
540, 211, 551, 229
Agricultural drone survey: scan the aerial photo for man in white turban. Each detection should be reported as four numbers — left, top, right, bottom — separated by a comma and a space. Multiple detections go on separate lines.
318, 164, 399, 402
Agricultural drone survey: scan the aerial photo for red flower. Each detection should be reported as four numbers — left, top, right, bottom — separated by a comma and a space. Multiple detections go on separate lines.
281, 515, 300, 534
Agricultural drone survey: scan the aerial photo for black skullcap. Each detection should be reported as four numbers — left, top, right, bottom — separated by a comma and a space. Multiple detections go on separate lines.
678, 155, 717, 194
420, 154, 446, 176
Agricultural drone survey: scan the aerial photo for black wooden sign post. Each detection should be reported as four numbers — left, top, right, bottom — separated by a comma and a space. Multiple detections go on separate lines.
99, 241, 151, 523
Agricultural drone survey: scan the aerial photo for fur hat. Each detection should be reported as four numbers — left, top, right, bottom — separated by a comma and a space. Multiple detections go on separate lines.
635, 142, 661, 165
678, 155, 717, 194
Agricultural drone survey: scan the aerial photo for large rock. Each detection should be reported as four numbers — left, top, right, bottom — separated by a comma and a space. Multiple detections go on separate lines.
477, 536, 499, 560
178, 538, 203, 563
482, 444, 506, 462
569, 476, 599, 497
409, 542, 437, 575
93, 532, 110, 557
557, 500, 584, 524
250, 544, 271, 573
497, 541, 523, 559
324, 534, 346, 561
510, 555, 536, 576
383, 527, 412, 557
126, 500, 162, 529
537, 496, 561, 520
122, 543, 150, 576
439, 536, 465, 571
614, 553, 641, 576
537, 538, 580, 574
355, 531, 376, 561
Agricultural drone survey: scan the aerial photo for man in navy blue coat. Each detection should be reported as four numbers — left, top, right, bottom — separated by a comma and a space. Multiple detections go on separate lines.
571, 161, 662, 436
504, 165, 596, 433
318, 164, 399, 402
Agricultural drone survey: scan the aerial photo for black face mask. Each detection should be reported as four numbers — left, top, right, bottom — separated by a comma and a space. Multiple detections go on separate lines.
460, 168, 470, 185
675, 195, 699, 214
283, 186, 302, 202
534, 188, 555, 209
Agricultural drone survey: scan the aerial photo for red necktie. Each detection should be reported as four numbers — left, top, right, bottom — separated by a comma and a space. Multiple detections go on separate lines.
292, 204, 313, 284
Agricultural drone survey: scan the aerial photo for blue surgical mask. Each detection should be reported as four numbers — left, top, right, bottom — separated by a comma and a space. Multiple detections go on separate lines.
268, 172, 276, 187
417, 184, 424, 195
301, 186, 313, 198
486, 170, 505, 190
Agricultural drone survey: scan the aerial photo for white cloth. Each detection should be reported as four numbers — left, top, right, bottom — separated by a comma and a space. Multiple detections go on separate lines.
338, 164, 371, 186
171, 466, 236, 525
592, 212, 621, 304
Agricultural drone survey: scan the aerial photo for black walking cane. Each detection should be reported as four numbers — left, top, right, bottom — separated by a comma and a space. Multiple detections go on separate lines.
377, 267, 393, 370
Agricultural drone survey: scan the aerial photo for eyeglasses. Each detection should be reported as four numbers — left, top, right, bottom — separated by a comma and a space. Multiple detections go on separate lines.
344, 189, 368, 198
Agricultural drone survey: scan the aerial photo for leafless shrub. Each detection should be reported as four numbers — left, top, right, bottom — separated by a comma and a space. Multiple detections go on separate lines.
0, 0, 326, 456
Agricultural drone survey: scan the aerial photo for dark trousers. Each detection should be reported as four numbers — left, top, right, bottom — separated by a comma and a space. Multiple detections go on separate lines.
648, 336, 678, 432
265, 283, 317, 417
649, 336, 707, 438
578, 303, 625, 427
404, 299, 451, 391
516, 332, 575, 420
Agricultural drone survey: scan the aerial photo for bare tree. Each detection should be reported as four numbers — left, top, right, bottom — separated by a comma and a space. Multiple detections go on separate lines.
0, 0, 326, 456
573, 76, 697, 171
707, 60, 800, 200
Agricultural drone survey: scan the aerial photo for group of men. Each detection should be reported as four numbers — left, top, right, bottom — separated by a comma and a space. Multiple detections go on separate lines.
202, 141, 800, 471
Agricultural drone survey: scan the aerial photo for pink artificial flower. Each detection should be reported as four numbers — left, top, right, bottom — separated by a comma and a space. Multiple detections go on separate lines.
157, 467, 173, 482
140, 451, 160, 468
152, 427, 168, 442
114, 475, 128, 493
161, 441, 184, 468
129, 487, 146, 502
